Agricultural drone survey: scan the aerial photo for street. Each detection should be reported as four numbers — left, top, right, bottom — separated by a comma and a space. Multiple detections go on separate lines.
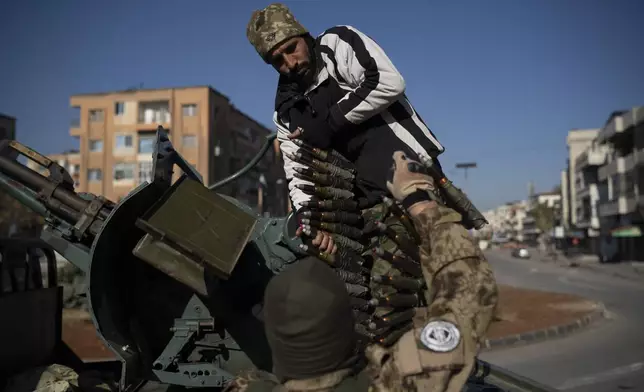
481, 249, 644, 391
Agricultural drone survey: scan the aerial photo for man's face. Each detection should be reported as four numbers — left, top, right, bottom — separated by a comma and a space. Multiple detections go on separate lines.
268, 36, 313, 84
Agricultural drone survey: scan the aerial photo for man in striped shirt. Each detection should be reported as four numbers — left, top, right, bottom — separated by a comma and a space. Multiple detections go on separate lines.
247, 3, 450, 255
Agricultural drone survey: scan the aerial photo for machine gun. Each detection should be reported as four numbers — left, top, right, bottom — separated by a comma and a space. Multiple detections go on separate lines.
0, 128, 555, 392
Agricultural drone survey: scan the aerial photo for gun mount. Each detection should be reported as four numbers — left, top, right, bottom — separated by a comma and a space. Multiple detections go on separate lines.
0, 128, 555, 392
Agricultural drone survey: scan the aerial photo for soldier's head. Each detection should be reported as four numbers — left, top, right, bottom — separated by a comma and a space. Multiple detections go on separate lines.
262, 257, 359, 381
247, 3, 316, 85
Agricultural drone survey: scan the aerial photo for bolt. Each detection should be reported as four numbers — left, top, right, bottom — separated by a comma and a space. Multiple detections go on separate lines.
194, 305, 201, 313
271, 220, 277, 226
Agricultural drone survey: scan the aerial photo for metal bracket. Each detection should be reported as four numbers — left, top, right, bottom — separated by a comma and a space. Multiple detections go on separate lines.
152, 126, 203, 189
1, 140, 76, 201
73, 196, 107, 240
151, 295, 234, 388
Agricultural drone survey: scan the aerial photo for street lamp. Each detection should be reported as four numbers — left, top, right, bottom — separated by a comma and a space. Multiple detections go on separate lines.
455, 162, 477, 181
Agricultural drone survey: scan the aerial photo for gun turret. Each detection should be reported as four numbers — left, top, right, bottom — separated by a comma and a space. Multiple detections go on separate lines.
0, 128, 305, 391
0, 129, 555, 392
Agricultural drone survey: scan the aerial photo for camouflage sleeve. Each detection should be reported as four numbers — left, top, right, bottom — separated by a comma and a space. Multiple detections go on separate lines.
410, 203, 498, 343
222, 369, 280, 392
365, 204, 498, 392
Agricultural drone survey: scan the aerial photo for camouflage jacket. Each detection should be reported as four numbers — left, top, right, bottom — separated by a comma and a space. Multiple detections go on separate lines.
224, 368, 370, 392
365, 203, 499, 392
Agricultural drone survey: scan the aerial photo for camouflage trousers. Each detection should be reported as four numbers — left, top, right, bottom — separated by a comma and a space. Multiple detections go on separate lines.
4, 364, 117, 392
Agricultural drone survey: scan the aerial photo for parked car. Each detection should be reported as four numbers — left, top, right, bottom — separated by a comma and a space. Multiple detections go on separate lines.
511, 248, 531, 259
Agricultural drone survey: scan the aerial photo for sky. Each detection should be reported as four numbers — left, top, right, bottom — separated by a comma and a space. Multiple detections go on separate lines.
1, 0, 643, 211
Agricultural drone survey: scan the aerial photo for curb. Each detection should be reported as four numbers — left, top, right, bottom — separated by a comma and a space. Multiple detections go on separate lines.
480, 303, 608, 351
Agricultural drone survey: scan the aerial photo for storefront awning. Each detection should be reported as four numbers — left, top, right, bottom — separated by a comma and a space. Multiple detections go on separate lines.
610, 225, 642, 238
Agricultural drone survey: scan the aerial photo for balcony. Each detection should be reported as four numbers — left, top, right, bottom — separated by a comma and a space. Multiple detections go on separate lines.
576, 146, 608, 170
576, 186, 590, 199
599, 200, 619, 217
70, 118, 81, 136
599, 196, 638, 217
596, 115, 624, 144
138, 101, 171, 125
598, 159, 618, 181
621, 107, 643, 131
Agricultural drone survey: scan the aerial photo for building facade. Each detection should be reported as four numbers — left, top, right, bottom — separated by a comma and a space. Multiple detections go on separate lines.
0, 114, 16, 156
68, 86, 287, 216
593, 107, 644, 260
563, 129, 600, 229
559, 107, 644, 260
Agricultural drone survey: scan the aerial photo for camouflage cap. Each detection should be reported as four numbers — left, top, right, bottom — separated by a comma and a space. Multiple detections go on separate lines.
246, 3, 308, 63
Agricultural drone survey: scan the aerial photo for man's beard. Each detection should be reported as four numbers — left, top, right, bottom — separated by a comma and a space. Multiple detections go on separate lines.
291, 36, 317, 87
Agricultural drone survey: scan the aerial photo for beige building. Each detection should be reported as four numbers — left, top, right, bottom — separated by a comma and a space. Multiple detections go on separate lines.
67, 85, 287, 216
26, 150, 82, 189
561, 129, 600, 229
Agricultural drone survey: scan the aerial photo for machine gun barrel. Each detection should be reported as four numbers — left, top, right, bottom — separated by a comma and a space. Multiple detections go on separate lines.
0, 141, 112, 240
0, 170, 49, 218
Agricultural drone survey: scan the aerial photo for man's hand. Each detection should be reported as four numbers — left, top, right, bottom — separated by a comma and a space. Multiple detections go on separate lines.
286, 119, 333, 150
386, 151, 437, 200
296, 225, 338, 255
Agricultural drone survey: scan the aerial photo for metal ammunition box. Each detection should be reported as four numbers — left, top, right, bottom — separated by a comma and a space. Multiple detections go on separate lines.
134, 175, 258, 293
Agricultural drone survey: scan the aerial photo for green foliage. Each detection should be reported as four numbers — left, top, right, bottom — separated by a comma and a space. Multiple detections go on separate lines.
528, 202, 556, 234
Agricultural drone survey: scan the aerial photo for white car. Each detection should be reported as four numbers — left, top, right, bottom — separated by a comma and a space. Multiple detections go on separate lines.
511, 248, 531, 259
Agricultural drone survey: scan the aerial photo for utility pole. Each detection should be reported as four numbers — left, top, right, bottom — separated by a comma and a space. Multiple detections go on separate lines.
455, 162, 478, 182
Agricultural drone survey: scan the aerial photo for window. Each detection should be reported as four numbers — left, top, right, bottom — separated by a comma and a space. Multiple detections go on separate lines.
138, 133, 156, 154
115, 102, 125, 116
114, 163, 135, 181
182, 104, 197, 117
115, 134, 133, 149
88, 169, 102, 182
89, 140, 103, 152
89, 109, 104, 122
182, 135, 197, 148
138, 161, 153, 184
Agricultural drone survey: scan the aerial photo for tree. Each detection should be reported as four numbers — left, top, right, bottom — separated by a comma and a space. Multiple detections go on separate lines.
529, 202, 556, 234
0, 188, 44, 237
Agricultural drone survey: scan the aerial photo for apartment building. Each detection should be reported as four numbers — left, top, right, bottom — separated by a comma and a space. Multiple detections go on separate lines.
483, 200, 532, 242
573, 139, 609, 247
68, 85, 287, 216
561, 129, 600, 230
595, 108, 644, 231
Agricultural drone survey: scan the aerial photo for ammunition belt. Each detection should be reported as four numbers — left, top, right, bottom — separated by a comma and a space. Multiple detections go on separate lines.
288, 140, 427, 349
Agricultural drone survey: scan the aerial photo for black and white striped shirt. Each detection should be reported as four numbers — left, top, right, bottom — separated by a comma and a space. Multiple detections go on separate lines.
274, 25, 445, 211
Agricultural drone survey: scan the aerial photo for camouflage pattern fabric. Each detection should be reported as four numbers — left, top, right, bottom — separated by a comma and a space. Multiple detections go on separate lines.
224, 368, 372, 392
247, 3, 308, 62
4, 364, 117, 392
361, 151, 499, 392
223, 368, 280, 392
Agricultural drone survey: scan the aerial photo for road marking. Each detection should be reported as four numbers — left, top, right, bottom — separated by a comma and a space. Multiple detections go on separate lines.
557, 362, 644, 390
